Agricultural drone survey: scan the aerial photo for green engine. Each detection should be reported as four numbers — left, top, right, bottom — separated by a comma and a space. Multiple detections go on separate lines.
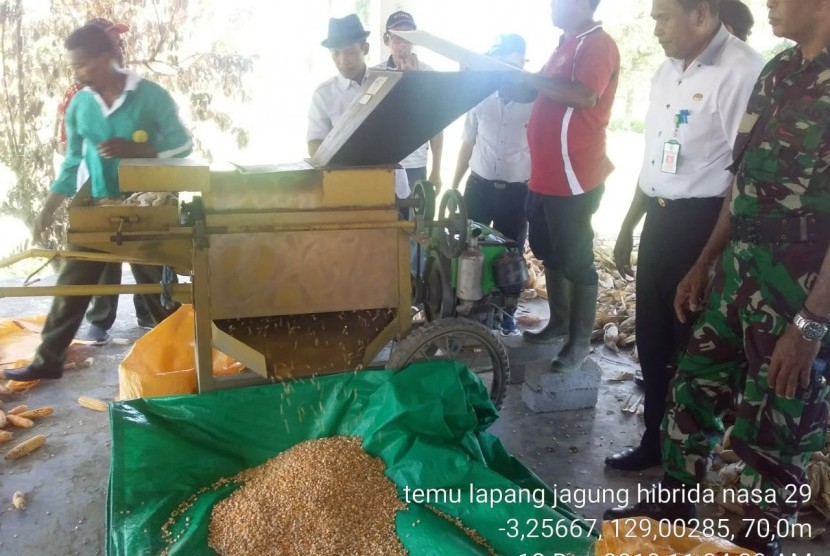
410, 184, 528, 330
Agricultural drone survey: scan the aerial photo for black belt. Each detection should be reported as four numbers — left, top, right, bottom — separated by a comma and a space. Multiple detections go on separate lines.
647, 196, 723, 209
470, 172, 526, 188
731, 214, 830, 244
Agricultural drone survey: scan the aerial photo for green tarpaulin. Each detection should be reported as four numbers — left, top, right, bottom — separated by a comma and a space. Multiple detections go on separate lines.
107, 362, 597, 555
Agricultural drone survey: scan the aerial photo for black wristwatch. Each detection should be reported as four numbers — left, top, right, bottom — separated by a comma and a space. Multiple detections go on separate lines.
793, 311, 829, 341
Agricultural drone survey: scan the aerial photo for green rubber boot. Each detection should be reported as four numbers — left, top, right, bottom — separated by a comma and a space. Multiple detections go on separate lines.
550, 282, 598, 372
522, 268, 570, 345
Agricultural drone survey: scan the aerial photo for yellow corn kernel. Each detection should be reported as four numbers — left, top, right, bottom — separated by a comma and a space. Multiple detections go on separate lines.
8, 405, 28, 415
0, 430, 13, 443
5, 434, 46, 460
0, 409, 6, 428
77, 397, 108, 412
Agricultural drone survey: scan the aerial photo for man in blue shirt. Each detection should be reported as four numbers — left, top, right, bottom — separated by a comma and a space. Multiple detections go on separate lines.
5, 24, 192, 381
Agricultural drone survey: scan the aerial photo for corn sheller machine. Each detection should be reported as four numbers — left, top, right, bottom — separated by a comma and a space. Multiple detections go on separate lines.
0, 70, 530, 409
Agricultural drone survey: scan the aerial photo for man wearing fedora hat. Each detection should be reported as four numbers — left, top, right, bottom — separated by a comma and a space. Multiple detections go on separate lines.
375, 10, 443, 190
307, 14, 371, 158
307, 14, 410, 201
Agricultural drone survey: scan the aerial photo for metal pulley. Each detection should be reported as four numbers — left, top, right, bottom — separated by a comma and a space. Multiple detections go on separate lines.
411, 180, 436, 222
437, 189, 468, 258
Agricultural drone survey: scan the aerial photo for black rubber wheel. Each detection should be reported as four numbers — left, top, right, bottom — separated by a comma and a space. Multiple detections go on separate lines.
386, 317, 510, 409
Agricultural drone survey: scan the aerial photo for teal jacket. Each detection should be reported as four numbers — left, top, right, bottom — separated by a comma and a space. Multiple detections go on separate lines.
53, 70, 192, 199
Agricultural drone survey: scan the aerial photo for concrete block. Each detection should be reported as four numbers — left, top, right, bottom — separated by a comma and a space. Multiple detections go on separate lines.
500, 334, 563, 384
522, 358, 602, 413
524, 358, 602, 391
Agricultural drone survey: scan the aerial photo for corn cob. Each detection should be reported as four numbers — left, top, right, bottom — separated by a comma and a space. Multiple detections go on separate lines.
7, 415, 34, 428
0, 409, 6, 428
18, 407, 53, 420
0, 430, 13, 443
5, 434, 46, 460
8, 405, 28, 415
5, 380, 41, 392
12, 491, 26, 510
78, 397, 108, 412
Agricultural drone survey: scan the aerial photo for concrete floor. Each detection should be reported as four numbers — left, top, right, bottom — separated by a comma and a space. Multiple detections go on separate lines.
0, 275, 146, 556
0, 275, 825, 555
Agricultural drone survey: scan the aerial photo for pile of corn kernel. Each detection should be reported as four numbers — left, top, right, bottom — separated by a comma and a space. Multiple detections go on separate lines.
206, 436, 407, 555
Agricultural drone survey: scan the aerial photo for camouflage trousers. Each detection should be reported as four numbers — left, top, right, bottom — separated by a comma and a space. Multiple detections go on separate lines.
662, 240, 830, 521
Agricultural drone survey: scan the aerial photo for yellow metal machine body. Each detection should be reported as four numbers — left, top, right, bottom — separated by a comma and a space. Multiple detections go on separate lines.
67, 159, 209, 272
66, 160, 412, 391
0, 70, 507, 393
197, 164, 413, 388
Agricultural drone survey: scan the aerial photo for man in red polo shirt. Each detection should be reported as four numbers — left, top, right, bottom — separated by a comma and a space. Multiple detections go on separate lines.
521, 0, 619, 373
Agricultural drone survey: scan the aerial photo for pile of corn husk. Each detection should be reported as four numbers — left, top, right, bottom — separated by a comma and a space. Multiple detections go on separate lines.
524, 239, 638, 358
712, 424, 830, 536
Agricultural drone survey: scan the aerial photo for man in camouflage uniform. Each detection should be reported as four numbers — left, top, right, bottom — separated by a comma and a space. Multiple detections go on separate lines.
605, 1, 830, 554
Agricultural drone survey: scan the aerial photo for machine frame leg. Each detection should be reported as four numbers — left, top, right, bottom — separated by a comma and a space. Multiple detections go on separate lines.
192, 227, 215, 393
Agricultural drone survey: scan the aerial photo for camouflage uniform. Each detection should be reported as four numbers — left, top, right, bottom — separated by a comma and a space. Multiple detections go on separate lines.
662, 47, 830, 522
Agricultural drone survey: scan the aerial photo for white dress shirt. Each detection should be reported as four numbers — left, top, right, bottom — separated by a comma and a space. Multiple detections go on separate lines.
639, 26, 764, 199
463, 92, 532, 183
307, 67, 410, 199
307, 67, 370, 143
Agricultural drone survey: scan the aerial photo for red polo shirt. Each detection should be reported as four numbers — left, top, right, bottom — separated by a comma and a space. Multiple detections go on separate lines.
528, 23, 619, 197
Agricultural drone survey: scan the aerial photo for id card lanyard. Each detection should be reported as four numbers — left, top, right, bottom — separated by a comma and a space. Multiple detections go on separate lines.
661, 109, 689, 174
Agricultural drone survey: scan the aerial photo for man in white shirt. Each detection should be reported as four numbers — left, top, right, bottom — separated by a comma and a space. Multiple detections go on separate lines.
307, 14, 409, 201
606, 0, 764, 472
452, 34, 534, 336
376, 10, 443, 190
307, 14, 371, 158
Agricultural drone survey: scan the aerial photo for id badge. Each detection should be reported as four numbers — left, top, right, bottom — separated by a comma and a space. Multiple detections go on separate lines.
661, 140, 681, 174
